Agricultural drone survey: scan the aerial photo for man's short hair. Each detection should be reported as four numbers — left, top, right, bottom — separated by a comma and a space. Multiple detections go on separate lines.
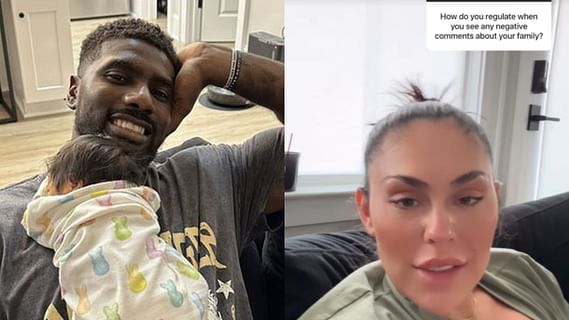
77, 18, 180, 76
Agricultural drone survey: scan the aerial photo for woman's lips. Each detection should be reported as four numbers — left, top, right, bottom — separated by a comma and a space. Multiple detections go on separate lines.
417, 258, 465, 270
414, 258, 466, 288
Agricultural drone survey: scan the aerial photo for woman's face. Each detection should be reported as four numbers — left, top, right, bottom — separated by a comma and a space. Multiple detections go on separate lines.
356, 119, 500, 316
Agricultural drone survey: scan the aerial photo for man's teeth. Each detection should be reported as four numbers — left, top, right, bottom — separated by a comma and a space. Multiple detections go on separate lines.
426, 265, 454, 272
113, 119, 145, 135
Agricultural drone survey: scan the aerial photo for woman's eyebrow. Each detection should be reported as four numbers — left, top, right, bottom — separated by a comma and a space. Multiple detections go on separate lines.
451, 170, 487, 186
383, 175, 428, 189
382, 170, 487, 189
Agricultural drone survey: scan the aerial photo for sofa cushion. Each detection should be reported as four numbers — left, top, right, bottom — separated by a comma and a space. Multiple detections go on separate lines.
284, 230, 377, 320
494, 191, 569, 300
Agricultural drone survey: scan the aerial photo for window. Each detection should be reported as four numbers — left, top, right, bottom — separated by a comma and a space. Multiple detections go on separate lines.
286, 0, 467, 189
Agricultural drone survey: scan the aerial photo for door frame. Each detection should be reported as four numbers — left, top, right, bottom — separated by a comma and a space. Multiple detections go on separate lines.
535, 0, 565, 199
186, 0, 201, 43
474, 50, 551, 206
235, 0, 250, 50
167, 0, 195, 42
131, 0, 157, 20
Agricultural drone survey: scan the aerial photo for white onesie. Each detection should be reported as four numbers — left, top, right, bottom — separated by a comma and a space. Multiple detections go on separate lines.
22, 179, 217, 320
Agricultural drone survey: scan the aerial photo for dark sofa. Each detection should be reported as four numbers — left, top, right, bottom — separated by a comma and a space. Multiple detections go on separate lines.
284, 191, 569, 320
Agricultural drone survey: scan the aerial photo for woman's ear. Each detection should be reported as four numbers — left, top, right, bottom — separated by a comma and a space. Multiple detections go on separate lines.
356, 188, 374, 236
66, 75, 80, 110
494, 180, 503, 199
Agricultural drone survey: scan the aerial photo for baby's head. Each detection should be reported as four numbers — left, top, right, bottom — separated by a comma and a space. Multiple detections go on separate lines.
46, 135, 151, 195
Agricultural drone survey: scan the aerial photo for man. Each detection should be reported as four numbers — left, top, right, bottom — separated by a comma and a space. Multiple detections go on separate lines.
0, 18, 283, 320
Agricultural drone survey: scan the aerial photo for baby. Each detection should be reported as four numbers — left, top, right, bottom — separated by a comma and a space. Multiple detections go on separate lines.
22, 135, 217, 319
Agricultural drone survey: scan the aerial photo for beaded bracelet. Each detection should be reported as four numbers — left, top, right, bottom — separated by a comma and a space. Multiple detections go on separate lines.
223, 49, 242, 91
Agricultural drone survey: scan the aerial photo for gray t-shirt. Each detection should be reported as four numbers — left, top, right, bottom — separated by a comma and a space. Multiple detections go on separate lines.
300, 248, 569, 320
0, 127, 283, 320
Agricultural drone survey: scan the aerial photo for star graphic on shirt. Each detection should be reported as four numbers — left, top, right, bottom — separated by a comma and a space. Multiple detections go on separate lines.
216, 279, 234, 300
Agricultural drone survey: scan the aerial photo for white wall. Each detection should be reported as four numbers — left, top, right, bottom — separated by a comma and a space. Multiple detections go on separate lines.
236, 0, 283, 50
247, 0, 283, 38
286, 0, 466, 177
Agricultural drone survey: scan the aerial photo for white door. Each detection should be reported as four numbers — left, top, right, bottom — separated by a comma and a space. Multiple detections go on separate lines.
536, 1, 569, 199
502, 50, 550, 205
502, 0, 566, 204
201, 0, 238, 42
11, 0, 74, 104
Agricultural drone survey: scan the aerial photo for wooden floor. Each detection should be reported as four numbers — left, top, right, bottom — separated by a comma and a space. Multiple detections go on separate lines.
0, 16, 281, 189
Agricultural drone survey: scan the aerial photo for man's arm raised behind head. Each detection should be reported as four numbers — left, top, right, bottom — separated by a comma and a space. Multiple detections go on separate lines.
170, 42, 284, 134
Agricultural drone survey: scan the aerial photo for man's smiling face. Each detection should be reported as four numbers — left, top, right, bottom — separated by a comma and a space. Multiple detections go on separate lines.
68, 38, 176, 159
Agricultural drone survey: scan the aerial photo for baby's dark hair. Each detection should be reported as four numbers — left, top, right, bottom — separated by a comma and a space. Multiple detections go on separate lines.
47, 135, 150, 193
77, 18, 180, 76
363, 83, 493, 193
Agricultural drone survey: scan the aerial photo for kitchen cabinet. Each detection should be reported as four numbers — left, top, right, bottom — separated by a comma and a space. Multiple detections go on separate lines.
3, 0, 74, 117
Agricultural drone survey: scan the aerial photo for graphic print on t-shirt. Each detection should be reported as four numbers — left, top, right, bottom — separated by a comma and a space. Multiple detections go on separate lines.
44, 221, 236, 320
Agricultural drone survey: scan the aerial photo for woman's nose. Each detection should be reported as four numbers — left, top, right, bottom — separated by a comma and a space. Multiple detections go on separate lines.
124, 85, 153, 112
424, 207, 455, 243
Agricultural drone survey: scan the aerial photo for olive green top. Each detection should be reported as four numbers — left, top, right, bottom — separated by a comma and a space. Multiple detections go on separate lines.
300, 248, 569, 320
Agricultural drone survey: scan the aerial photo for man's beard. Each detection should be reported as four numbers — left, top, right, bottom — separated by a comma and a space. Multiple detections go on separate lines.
113, 138, 157, 170
73, 107, 160, 167
73, 106, 106, 137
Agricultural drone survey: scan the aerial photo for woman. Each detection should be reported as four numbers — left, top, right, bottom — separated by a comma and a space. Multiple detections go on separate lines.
300, 85, 569, 319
